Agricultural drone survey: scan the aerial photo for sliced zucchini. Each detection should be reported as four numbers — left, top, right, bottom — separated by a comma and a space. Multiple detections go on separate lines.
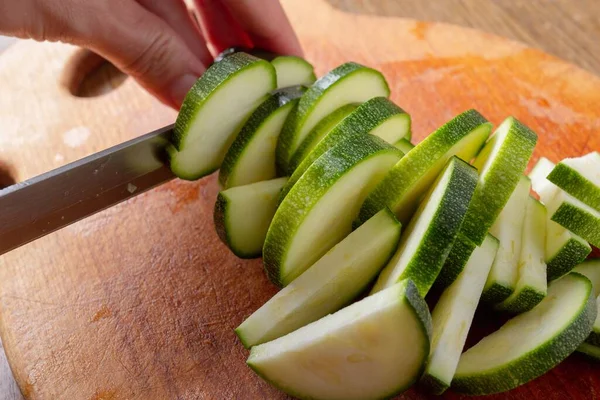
214, 177, 287, 258
481, 176, 531, 304
276, 62, 390, 172
247, 280, 432, 400
529, 157, 592, 280
263, 134, 402, 286
287, 103, 358, 172
460, 116, 538, 245
236, 208, 401, 348
357, 109, 491, 226
421, 234, 499, 395
496, 197, 547, 313
271, 55, 316, 88
282, 97, 411, 200
547, 152, 600, 211
452, 272, 597, 395
218, 87, 305, 188
394, 138, 415, 153
370, 156, 479, 297
434, 234, 478, 290
577, 342, 600, 361
572, 260, 600, 346
170, 52, 276, 180
547, 189, 600, 248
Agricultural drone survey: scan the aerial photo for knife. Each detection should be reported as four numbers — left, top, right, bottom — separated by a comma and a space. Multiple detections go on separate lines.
0, 124, 176, 256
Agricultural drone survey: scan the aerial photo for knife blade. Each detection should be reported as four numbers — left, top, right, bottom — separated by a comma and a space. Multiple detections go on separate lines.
0, 124, 175, 256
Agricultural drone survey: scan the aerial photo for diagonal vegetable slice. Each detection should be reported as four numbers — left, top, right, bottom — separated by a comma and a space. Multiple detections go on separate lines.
452, 272, 597, 395
219, 87, 305, 188
481, 176, 531, 304
271, 55, 316, 88
421, 234, 499, 395
214, 177, 288, 259
247, 280, 432, 400
496, 197, 548, 313
572, 260, 600, 346
547, 189, 600, 248
434, 234, 478, 290
236, 208, 401, 348
263, 134, 402, 286
357, 109, 491, 226
370, 156, 479, 297
529, 157, 591, 280
275, 62, 390, 172
169, 52, 277, 180
281, 97, 411, 200
394, 138, 415, 153
547, 151, 600, 211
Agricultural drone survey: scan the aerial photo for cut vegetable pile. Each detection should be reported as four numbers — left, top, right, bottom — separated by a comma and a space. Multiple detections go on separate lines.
168, 50, 600, 399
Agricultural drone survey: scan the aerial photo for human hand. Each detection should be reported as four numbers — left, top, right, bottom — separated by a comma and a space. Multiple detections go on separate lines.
0, 0, 302, 108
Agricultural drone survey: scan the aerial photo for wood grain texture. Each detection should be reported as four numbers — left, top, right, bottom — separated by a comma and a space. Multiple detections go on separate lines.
0, 0, 599, 399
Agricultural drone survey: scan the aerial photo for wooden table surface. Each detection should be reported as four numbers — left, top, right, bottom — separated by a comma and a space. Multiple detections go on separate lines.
1, 1, 599, 399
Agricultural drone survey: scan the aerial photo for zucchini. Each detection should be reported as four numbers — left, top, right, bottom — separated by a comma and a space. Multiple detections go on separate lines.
247, 280, 432, 400
572, 260, 600, 346
169, 52, 277, 180
271, 55, 316, 88
459, 116, 538, 245
547, 189, 600, 248
577, 342, 600, 361
370, 156, 479, 297
496, 197, 548, 313
214, 177, 287, 258
357, 109, 491, 226
547, 152, 600, 211
263, 134, 402, 286
394, 138, 415, 153
421, 234, 499, 395
236, 208, 401, 348
276, 62, 390, 172
453, 272, 597, 395
282, 97, 411, 200
434, 234, 478, 290
219, 87, 305, 188
481, 176, 531, 304
287, 103, 358, 172
529, 157, 591, 280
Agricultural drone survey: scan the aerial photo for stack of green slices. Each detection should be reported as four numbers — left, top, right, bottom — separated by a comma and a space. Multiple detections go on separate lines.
167, 51, 600, 399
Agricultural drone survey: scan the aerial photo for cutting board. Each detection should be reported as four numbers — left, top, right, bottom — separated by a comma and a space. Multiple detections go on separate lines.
0, 0, 598, 399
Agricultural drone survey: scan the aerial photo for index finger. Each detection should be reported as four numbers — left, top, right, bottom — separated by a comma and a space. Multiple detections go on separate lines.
220, 0, 303, 57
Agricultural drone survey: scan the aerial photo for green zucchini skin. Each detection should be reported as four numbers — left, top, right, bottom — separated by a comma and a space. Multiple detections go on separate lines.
496, 286, 546, 314
219, 86, 306, 188
434, 234, 478, 290
547, 231, 591, 281
550, 200, 600, 248
547, 154, 600, 211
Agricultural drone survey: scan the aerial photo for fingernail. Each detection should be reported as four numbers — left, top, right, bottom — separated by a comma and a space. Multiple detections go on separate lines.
170, 74, 199, 108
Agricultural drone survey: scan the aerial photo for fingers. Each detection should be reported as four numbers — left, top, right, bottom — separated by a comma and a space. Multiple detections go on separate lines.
220, 0, 303, 56
137, 0, 213, 67
194, 0, 252, 54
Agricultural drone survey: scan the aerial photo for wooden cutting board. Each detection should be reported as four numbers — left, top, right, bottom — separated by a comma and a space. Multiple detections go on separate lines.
0, 0, 598, 399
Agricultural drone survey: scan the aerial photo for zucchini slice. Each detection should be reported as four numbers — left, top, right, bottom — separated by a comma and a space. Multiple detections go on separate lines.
572, 260, 600, 346
370, 156, 479, 297
481, 176, 531, 304
263, 134, 402, 286
496, 197, 548, 313
219, 87, 305, 188
577, 342, 600, 361
529, 157, 591, 280
547, 152, 600, 211
460, 116, 538, 245
276, 62, 390, 172
236, 208, 401, 348
421, 234, 499, 395
394, 138, 415, 153
287, 103, 358, 172
547, 189, 600, 248
452, 272, 597, 395
247, 280, 432, 400
214, 177, 287, 258
271, 55, 316, 88
434, 234, 478, 290
281, 97, 411, 200
357, 109, 491, 226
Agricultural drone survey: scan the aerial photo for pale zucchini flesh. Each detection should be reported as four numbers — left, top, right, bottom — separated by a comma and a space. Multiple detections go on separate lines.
572, 260, 600, 346
271, 55, 317, 88
236, 208, 401, 348
263, 134, 402, 286
453, 272, 597, 395
219, 87, 305, 188
170, 53, 277, 180
496, 197, 548, 313
247, 280, 432, 400
357, 109, 491, 226
481, 176, 531, 304
394, 138, 415, 153
214, 177, 288, 258
547, 152, 600, 211
421, 234, 499, 395
370, 156, 479, 297
276, 62, 390, 172
577, 342, 600, 361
